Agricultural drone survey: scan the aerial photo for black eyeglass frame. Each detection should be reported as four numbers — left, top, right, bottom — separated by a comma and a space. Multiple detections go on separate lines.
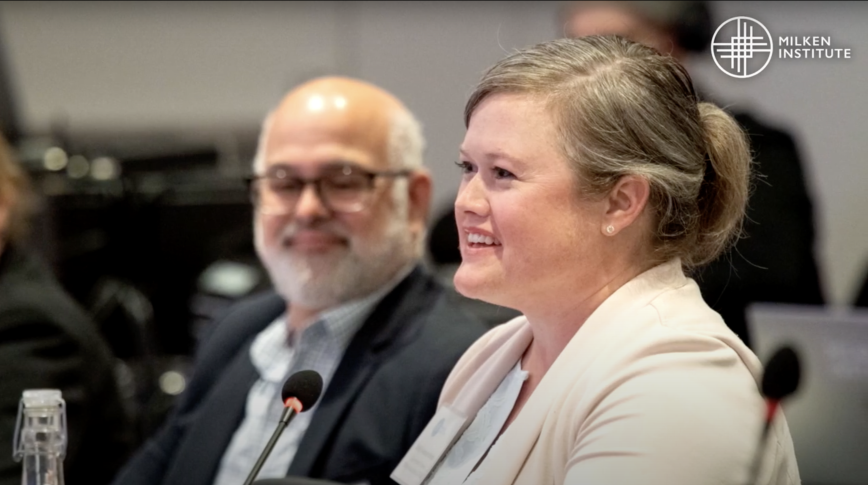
245, 162, 413, 214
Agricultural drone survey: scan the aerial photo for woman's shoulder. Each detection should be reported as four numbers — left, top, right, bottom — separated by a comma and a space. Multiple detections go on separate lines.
573, 282, 765, 411
567, 272, 762, 391
646, 276, 755, 354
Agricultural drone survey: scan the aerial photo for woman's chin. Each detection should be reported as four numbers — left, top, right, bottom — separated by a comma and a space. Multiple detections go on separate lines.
453, 268, 505, 305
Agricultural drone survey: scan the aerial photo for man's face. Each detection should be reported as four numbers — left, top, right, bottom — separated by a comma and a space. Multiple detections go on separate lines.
564, 4, 679, 58
253, 98, 417, 309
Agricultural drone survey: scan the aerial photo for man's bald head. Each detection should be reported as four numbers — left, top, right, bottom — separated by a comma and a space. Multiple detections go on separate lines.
251, 77, 431, 317
254, 77, 424, 174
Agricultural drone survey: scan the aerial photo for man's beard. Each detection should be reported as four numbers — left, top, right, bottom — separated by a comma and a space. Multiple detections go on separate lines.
255, 214, 415, 310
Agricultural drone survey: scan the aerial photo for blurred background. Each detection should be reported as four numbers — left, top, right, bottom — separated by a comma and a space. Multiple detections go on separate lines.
0, 0, 866, 444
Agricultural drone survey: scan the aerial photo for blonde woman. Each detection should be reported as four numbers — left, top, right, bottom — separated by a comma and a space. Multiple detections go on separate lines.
394, 36, 799, 485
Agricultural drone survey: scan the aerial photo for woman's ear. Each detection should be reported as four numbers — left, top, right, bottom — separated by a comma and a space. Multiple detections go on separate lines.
600, 174, 650, 236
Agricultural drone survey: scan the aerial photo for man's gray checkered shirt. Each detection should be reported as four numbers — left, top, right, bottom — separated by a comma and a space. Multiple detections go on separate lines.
213, 265, 412, 485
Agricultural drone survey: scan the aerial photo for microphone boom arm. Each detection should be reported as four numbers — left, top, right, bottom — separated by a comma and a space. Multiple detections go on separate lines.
242, 406, 299, 485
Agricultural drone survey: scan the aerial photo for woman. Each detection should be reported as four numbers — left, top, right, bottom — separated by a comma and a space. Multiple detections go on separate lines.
0, 136, 133, 485
393, 36, 799, 485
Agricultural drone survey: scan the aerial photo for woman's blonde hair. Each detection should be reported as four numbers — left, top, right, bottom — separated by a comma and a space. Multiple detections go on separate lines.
0, 133, 32, 243
465, 35, 751, 269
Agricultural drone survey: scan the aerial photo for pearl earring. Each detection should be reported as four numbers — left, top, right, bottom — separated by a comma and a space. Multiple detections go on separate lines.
606, 225, 615, 235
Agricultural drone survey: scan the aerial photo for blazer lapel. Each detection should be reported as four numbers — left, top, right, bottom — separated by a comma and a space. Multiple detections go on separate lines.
448, 322, 533, 417
287, 267, 435, 477
164, 346, 259, 485
472, 260, 689, 484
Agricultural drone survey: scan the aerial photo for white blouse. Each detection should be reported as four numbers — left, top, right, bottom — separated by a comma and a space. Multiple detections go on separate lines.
424, 360, 528, 485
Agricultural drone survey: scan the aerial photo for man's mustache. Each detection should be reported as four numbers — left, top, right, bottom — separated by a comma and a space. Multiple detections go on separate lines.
279, 220, 350, 242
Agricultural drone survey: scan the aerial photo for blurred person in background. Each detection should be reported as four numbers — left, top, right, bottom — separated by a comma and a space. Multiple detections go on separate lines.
112, 76, 486, 485
0, 133, 133, 485
559, 0, 825, 346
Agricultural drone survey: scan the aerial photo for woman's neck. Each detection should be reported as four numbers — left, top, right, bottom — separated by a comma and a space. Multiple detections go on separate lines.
521, 259, 656, 372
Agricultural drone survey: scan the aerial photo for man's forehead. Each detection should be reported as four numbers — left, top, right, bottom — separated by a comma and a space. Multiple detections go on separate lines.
265, 112, 389, 166
566, 5, 647, 38
263, 161, 364, 176
271, 89, 392, 136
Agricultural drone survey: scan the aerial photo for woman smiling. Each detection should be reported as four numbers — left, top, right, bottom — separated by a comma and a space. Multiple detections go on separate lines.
394, 35, 800, 485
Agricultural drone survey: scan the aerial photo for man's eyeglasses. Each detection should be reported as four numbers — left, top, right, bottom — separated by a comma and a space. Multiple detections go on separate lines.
246, 163, 412, 215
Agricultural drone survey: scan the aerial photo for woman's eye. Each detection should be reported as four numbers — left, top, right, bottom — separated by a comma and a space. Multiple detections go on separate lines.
493, 167, 515, 179
455, 161, 475, 174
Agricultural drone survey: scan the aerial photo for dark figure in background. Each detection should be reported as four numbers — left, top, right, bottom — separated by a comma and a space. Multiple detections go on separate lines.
112, 77, 486, 485
0, 134, 134, 485
855, 267, 868, 307
560, 1, 825, 346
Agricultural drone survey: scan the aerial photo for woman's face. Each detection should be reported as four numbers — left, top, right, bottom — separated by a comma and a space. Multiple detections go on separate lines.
453, 93, 609, 313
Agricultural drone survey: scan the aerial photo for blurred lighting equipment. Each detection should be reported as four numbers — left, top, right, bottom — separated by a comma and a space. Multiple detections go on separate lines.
90, 156, 120, 181
158, 370, 186, 396
42, 146, 68, 171
67, 155, 90, 179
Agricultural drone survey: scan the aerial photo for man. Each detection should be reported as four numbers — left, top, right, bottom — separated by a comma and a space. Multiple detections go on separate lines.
560, 1, 825, 346
0, 134, 133, 485
112, 77, 487, 485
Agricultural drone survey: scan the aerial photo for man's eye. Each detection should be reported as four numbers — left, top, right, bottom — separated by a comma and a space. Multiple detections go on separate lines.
269, 178, 302, 192
324, 177, 366, 191
455, 161, 475, 174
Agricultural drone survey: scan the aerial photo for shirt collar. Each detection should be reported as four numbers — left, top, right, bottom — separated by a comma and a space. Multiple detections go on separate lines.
310, 262, 416, 351
250, 262, 417, 380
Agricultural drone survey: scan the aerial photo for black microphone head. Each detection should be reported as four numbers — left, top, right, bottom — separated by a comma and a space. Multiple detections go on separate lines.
761, 346, 801, 400
281, 370, 323, 412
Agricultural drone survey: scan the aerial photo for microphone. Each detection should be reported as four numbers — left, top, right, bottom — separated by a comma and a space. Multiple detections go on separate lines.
760, 346, 801, 433
746, 346, 801, 485
242, 370, 324, 485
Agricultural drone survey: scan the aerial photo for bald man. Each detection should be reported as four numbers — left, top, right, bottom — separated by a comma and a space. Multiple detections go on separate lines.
112, 77, 487, 485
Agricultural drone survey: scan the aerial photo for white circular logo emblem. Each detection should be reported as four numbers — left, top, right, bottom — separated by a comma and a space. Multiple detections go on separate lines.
711, 17, 774, 78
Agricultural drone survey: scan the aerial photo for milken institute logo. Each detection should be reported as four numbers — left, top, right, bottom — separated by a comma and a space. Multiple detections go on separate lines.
711, 16, 852, 79
711, 17, 773, 79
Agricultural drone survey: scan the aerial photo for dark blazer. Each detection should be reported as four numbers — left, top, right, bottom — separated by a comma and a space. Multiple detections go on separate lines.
695, 112, 824, 346
0, 244, 134, 485
112, 266, 487, 485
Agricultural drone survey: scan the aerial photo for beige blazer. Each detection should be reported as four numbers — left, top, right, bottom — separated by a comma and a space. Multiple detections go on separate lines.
433, 259, 801, 485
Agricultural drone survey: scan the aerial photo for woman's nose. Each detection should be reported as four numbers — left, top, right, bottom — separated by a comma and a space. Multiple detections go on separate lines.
454, 175, 489, 217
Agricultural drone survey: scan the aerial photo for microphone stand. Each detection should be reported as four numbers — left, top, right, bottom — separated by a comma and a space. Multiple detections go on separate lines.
745, 416, 774, 485
242, 405, 298, 485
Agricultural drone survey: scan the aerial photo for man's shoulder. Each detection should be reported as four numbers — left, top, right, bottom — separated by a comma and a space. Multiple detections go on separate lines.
176, 291, 284, 409
397, 276, 489, 348
352, 278, 490, 412
194, 290, 285, 359
356, 270, 488, 378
